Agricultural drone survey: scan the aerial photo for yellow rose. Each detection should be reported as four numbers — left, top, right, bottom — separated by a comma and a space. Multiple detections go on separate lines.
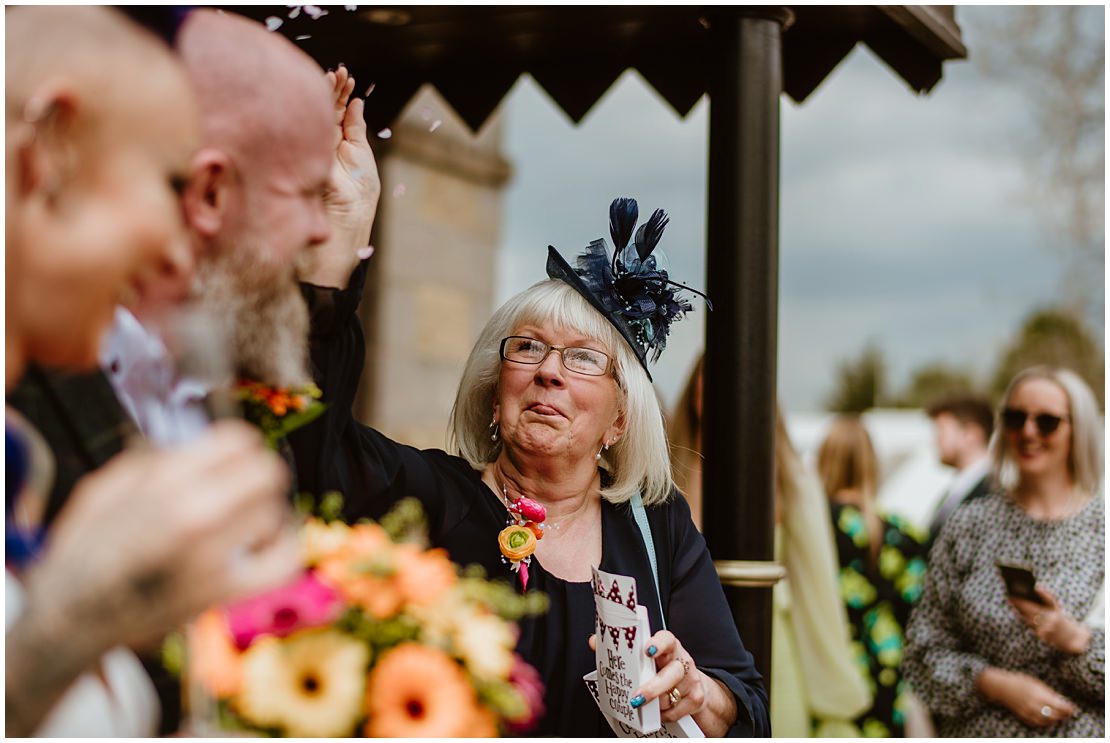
498, 525, 537, 562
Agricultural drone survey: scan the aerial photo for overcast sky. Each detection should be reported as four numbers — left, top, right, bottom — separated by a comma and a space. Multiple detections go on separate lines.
493, 7, 1102, 412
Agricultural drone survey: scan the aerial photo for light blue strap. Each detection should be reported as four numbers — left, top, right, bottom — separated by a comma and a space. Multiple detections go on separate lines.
631, 491, 666, 631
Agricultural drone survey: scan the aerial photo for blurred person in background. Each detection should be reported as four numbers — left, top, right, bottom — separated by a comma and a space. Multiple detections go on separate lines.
903, 367, 1103, 737
924, 393, 994, 551
5, 6, 298, 736
818, 415, 928, 737
668, 355, 871, 735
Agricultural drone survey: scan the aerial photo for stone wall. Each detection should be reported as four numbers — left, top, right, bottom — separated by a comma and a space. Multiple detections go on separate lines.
355, 86, 512, 451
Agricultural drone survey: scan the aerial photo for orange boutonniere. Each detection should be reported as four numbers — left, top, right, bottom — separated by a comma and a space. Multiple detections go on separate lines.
236, 380, 325, 449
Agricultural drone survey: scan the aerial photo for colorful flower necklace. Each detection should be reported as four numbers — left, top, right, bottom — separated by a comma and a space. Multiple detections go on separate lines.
496, 484, 559, 592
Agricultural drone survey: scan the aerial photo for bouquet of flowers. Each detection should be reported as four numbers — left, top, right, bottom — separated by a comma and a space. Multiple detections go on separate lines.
183, 498, 548, 737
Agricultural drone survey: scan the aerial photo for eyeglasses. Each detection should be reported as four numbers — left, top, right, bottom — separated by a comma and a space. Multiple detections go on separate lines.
499, 336, 613, 377
1001, 407, 1070, 436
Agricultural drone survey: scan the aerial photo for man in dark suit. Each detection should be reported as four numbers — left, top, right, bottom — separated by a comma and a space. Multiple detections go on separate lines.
924, 393, 994, 550
7, 10, 379, 734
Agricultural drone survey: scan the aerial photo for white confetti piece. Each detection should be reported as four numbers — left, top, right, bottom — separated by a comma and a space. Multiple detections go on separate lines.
377, 127, 392, 139
429, 120, 442, 132
287, 6, 301, 19
364, 82, 376, 97
357, 245, 375, 260
295, 34, 311, 41
392, 184, 406, 198
345, 4, 358, 11
304, 5, 325, 19
265, 16, 283, 31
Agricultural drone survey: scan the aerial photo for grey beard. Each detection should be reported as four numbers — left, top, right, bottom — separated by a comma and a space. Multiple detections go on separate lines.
191, 252, 311, 389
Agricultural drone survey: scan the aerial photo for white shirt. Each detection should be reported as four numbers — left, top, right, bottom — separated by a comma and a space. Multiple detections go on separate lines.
100, 307, 210, 445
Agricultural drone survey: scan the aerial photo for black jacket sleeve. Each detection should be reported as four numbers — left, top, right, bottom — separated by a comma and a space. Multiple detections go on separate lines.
289, 264, 478, 536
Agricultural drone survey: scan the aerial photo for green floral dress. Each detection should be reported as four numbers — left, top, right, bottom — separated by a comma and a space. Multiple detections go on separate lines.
830, 503, 927, 737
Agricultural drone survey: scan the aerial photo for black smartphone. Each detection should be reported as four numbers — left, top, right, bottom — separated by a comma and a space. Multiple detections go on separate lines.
996, 561, 1048, 605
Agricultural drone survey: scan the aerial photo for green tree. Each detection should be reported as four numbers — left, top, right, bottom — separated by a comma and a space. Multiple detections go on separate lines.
893, 362, 980, 409
825, 343, 886, 413
990, 307, 1104, 406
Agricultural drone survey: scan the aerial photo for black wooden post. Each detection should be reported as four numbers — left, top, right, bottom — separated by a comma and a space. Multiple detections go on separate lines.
702, 6, 792, 692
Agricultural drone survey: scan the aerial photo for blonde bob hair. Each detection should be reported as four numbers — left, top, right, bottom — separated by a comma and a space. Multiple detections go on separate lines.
990, 366, 1103, 496
448, 279, 674, 506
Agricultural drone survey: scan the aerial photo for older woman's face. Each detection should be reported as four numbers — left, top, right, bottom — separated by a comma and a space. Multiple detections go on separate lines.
494, 321, 624, 463
1004, 377, 1072, 481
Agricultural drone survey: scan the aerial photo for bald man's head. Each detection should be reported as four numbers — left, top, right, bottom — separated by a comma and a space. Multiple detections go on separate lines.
175, 9, 333, 270
5, 6, 198, 382
175, 10, 336, 388
178, 11, 333, 172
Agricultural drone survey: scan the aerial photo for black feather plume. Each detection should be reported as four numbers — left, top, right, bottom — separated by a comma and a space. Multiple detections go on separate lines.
548, 197, 710, 375
609, 198, 638, 256
633, 208, 668, 261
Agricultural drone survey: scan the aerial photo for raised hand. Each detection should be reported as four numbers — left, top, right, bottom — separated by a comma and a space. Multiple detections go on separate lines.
299, 64, 381, 289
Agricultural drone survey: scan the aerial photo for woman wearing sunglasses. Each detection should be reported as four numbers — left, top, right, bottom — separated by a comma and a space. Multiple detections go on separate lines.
903, 366, 1104, 737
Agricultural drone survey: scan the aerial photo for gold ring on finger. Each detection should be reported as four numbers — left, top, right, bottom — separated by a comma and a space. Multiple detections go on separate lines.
667, 687, 682, 707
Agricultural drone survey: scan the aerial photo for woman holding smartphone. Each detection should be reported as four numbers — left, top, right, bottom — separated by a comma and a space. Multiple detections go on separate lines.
903, 366, 1104, 736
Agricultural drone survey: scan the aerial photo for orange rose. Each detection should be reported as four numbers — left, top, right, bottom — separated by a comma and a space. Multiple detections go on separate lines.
498, 525, 537, 562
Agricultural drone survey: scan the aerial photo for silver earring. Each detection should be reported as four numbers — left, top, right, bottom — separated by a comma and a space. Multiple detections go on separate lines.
596, 440, 610, 461
489, 419, 499, 442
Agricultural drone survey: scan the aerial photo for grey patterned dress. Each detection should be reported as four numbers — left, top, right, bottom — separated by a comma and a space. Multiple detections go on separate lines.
903, 491, 1104, 737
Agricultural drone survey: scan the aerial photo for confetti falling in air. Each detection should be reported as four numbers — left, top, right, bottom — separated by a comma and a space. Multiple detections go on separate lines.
392, 184, 406, 198
265, 16, 283, 31
377, 127, 392, 139
357, 245, 375, 260
698, 17, 710, 29
287, 5, 301, 19
304, 5, 326, 20
345, 5, 358, 11
295, 34, 312, 41
364, 82, 376, 98
429, 120, 442, 133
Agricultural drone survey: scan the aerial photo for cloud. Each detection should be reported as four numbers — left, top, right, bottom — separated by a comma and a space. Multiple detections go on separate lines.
497, 14, 1096, 411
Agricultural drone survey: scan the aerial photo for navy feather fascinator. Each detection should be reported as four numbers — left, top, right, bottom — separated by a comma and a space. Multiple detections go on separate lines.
546, 197, 710, 380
